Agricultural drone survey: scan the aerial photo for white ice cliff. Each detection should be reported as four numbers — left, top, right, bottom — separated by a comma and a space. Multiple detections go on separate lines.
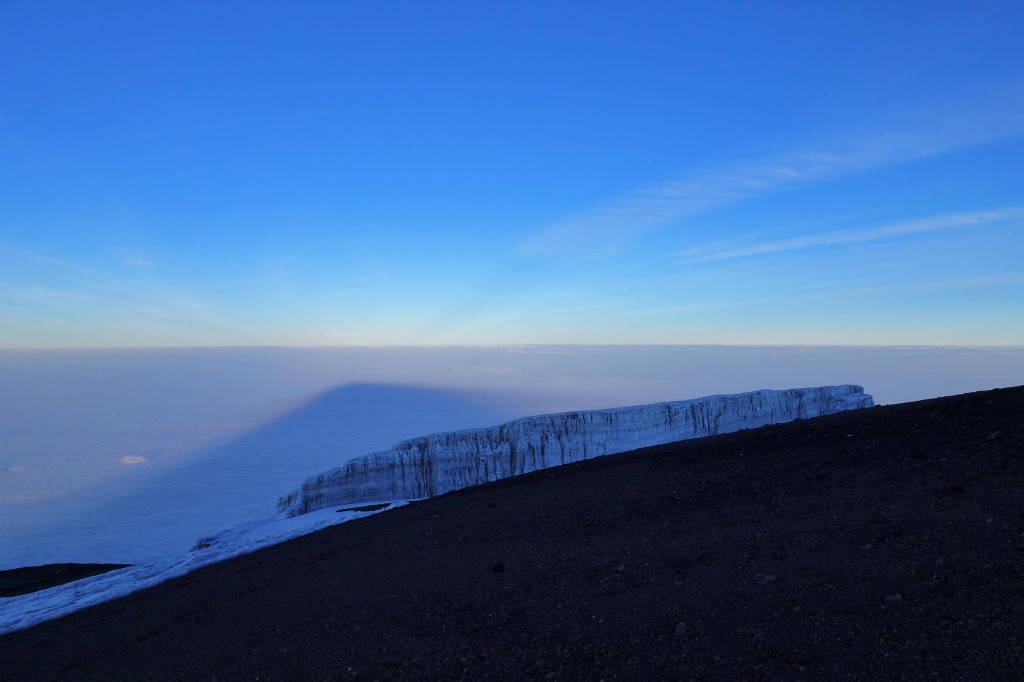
277, 385, 873, 517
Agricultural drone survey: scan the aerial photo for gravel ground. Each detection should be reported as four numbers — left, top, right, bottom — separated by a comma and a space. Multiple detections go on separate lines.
1, 385, 1022, 681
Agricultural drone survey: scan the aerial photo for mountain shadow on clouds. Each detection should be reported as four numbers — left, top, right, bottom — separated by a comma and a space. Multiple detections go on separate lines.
24, 383, 521, 566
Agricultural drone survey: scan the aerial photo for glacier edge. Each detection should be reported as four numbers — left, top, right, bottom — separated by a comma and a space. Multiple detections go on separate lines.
277, 385, 873, 518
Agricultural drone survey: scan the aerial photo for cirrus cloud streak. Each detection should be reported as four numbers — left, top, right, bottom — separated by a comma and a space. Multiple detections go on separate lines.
516, 85, 1024, 260
677, 207, 1024, 263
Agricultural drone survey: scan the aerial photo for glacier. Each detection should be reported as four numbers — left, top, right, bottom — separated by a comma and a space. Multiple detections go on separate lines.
278, 385, 873, 517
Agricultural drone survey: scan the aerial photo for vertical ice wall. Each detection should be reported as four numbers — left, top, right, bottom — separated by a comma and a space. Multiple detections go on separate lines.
277, 385, 872, 517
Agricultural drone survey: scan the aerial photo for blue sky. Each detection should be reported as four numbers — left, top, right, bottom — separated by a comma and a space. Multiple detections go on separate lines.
2, 1, 1022, 347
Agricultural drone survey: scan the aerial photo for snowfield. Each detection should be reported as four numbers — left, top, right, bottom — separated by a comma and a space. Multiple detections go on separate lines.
0, 502, 410, 636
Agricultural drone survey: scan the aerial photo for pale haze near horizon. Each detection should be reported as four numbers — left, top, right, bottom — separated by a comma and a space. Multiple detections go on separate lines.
2, 345, 1023, 571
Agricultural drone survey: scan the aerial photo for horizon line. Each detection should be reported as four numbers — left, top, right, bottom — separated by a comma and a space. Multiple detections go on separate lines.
2, 343, 1024, 352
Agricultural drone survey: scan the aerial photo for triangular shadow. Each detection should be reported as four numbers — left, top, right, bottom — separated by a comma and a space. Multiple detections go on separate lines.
22, 383, 521, 565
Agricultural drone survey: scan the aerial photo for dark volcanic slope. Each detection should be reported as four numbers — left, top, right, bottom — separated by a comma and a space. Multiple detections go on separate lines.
2, 387, 1023, 681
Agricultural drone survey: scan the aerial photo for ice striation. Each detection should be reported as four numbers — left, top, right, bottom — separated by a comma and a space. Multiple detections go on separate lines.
277, 385, 873, 517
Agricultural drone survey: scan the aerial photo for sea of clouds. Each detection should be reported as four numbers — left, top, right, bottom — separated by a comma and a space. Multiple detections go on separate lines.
2, 345, 1022, 570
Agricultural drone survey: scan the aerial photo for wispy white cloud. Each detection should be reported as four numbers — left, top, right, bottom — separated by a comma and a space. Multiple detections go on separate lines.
0, 241, 221, 346
631, 269, 1024, 318
677, 207, 1024, 262
515, 166, 805, 259
516, 86, 1024, 260
0, 281, 212, 321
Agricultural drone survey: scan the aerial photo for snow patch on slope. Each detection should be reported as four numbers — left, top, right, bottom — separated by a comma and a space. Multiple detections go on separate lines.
0, 502, 408, 636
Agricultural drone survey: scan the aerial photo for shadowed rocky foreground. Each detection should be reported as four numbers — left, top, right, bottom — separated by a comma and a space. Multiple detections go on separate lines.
1, 386, 1022, 680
